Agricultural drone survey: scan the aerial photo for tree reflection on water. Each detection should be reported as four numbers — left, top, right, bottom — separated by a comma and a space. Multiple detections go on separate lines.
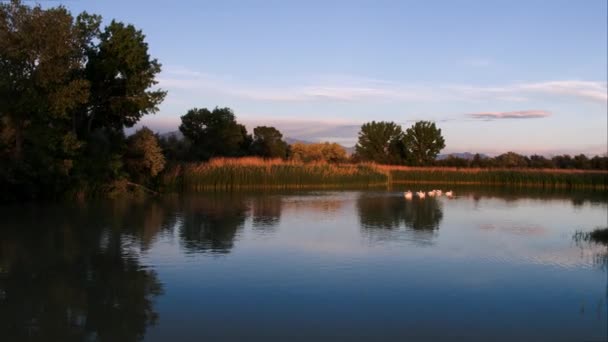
178, 195, 249, 254
357, 193, 443, 246
0, 202, 164, 341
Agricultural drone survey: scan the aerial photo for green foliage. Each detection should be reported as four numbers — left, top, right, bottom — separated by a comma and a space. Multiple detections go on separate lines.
493, 152, 529, 168
0, 1, 165, 200
159, 134, 190, 162
355, 121, 407, 164
83, 21, 166, 133
528, 154, 555, 168
179, 107, 249, 160
403, 121, 445, 166
250, 126, 289, 159
124, 127, 166, 182
0, 1, 89, 161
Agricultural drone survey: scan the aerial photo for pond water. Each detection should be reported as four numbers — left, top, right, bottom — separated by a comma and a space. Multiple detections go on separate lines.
1, 188, 607, 341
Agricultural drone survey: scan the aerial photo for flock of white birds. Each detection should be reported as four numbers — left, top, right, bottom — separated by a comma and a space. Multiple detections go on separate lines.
403, 190, 453, 200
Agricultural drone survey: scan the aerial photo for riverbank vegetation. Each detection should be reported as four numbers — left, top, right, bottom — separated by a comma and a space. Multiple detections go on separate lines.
163, 158, 387, 191
162, 158, 607, 191
1, 1, 606, 202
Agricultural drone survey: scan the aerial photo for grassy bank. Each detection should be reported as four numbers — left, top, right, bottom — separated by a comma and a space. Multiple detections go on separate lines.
161, 158, 608, 191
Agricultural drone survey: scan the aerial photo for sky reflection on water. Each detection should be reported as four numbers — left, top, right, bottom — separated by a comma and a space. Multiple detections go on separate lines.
1, 188, 607, 341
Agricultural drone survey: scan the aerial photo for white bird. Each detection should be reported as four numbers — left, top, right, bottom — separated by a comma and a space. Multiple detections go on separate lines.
445, 190, 453, 198
404, 191, 413, 200
435, 190, 442, 196
427, 190, 436, 197
416, 191, 426, 199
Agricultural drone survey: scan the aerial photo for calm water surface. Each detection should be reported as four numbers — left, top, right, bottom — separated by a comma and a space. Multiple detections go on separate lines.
1, 188, 607, 341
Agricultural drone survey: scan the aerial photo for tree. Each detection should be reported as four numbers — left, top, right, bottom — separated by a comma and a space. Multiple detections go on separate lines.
494, 152, 528, 168
250, 126, 289, 159
0, 1, 94, 161
0, 1, 166, 199
158, 134, 190, 162
355, 121, 406, 164
590, 155, 608, 170
291, 143, 323, 162
552, 154, 574, 169
403, 121, 445, 166
320, 142, 348, 163
470, 153, 490, 168
179, 107, 249, 160
81, 21, 166, 135
290, 142, 347, 163
572, 154, 591, 169
124, 127, 165, 182
528, 154, 554, 168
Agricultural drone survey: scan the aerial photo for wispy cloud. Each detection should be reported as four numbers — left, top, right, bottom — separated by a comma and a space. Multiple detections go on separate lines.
518, 81, 608, 103
468, 110, 551, 120
159, 66, 608, 106
158, 72, 434, 102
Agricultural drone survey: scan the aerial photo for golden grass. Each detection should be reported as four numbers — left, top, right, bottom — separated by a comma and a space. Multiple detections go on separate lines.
161, 157, 608, 191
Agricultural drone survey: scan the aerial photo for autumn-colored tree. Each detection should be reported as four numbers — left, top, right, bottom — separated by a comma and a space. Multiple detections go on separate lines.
124, 127, 166, 182
290, 142, 347, 163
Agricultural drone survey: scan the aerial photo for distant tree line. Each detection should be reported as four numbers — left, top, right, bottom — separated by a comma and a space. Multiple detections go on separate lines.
434, 151, 608, 170
349, 120, 607, 170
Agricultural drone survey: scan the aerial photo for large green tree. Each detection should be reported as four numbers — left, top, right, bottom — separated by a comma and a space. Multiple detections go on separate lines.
82, 21, 165, 135
0, 0, 165, 199
493, 151, 528, 168
403, 121, 446, 166
355, 121, 407, 164
0, 2, 93, 160
250, 126, 289, 159
179, 107, 249, 160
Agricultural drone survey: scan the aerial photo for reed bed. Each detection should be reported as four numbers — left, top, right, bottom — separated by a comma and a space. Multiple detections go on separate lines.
164, 157, 388, 191
162, 158, 608, 191
387, 167, 607, 189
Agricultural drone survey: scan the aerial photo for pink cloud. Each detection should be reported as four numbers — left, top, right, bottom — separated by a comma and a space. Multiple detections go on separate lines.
468, 110, 551, 120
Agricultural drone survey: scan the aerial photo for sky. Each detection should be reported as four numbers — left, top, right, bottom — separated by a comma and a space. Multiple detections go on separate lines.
47, 0, 607, 155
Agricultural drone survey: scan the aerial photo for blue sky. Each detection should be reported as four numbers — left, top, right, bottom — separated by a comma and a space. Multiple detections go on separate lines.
55, 0, 606, 155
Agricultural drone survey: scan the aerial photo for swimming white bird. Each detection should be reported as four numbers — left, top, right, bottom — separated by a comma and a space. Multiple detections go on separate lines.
404, 191, 413, 200
445, 190, 453, 198
427, 190, 436, 197
435, 190, 442, 196
416, 191, 426, 199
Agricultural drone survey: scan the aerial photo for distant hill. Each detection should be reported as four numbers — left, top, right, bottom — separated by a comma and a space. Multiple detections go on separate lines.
284, 137, 316, 145
159, 130, 183, 140
436, 152, 489, 160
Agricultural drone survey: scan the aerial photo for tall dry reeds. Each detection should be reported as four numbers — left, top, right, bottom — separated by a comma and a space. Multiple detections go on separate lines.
161, 158, 607, 191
